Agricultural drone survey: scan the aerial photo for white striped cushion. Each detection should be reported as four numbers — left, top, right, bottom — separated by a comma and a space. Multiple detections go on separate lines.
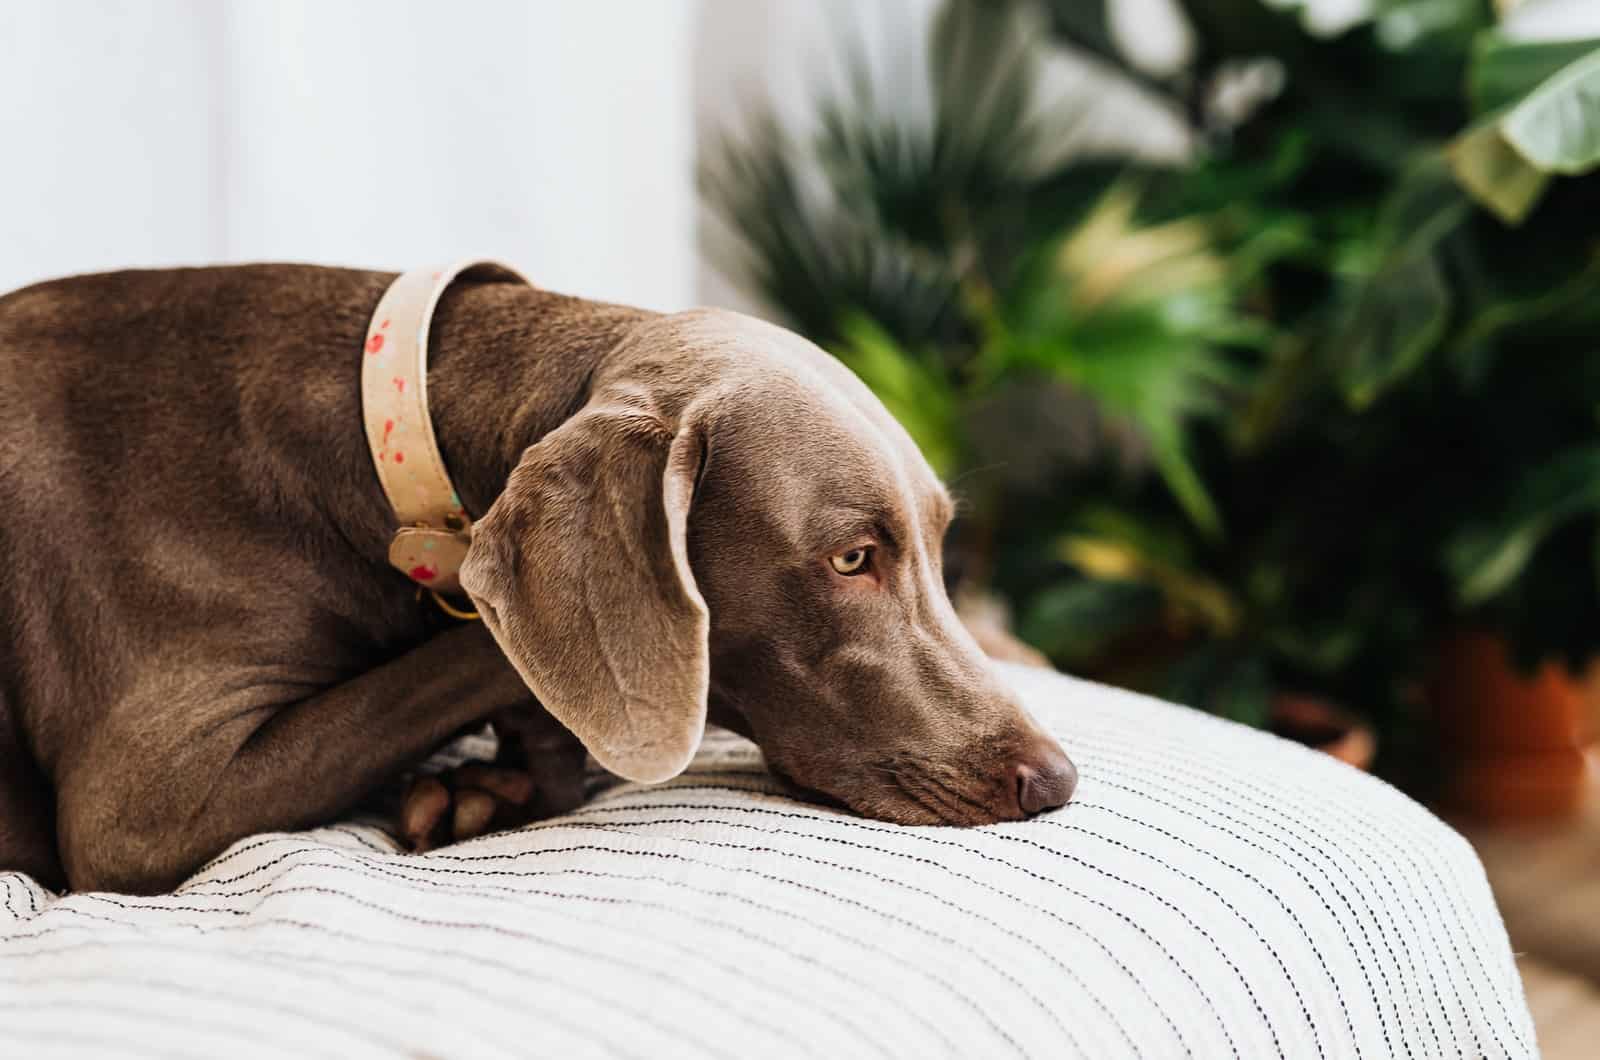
0, 664, 1535, 1058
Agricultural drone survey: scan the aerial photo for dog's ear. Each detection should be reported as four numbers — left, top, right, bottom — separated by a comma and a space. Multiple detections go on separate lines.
460, 402, 708, 784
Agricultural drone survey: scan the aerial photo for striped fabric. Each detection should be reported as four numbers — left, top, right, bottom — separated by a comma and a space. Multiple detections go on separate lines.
1, 665, 1534, 1059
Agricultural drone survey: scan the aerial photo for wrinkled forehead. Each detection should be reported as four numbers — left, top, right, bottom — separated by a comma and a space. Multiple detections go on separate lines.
667, 309, 953, 539
667, 309, 889, 412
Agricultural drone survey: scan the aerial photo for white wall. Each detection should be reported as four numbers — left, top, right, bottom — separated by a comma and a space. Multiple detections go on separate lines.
4, 0, 1435, 317
0, 3, 222, 294
0, 0, 697, 310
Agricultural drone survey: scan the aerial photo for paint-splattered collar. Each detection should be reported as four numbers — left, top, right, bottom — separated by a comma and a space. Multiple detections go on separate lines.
360, 260, 531, 595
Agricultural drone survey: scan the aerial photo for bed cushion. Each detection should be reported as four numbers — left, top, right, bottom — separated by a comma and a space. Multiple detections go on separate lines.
0, 665, 1535, 1058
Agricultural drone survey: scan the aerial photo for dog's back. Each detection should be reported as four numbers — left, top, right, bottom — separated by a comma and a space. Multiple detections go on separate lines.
0, 267, 400, 888
0, 271, 155, 886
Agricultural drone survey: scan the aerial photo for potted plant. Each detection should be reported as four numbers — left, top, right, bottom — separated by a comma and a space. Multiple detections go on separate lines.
1043, 0, 1600, 810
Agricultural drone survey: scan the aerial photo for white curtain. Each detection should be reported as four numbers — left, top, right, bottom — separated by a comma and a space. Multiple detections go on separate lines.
0, 0, 697, 310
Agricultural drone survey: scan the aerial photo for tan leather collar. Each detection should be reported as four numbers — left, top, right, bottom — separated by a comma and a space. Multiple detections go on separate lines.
361, 260, 531, 594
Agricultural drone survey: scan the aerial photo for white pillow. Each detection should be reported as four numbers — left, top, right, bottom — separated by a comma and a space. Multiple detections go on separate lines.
0, 664, 1535, 1058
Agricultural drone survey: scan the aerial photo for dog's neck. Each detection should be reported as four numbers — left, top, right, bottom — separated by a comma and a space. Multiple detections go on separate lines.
422, 280, 656, 520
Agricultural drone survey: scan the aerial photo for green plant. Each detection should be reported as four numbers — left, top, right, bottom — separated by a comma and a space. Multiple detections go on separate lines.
702, 1, 1259, 565
702, 0, 1600, 783
1034, 0, 1600, 729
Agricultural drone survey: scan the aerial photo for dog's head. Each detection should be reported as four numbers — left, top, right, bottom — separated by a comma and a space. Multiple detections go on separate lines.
460, 309, 1075, 824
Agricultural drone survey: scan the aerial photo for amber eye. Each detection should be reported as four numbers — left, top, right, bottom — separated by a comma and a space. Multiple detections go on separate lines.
829, 548, 872, 576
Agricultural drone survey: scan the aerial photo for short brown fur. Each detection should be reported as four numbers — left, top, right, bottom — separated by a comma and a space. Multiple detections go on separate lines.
0, 265, 1074, 894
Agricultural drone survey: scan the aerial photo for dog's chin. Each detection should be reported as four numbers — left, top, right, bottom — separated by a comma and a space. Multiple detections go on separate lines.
766, 759, 1019, 828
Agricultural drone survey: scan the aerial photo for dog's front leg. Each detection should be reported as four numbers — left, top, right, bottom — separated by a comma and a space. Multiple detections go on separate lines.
56, 621, 530, 894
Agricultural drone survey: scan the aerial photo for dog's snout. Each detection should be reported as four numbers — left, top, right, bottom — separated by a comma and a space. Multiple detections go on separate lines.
1010, 745, 1078, 816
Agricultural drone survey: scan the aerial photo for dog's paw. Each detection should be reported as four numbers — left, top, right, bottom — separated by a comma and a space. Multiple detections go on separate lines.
399, 707, 589, 852
399, 764, 540, 852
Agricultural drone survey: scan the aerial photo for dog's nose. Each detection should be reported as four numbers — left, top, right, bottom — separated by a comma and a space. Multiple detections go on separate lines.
1011, 746, 1078, 815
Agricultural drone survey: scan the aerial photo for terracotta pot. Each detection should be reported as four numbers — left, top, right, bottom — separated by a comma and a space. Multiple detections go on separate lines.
1429, 631, 1599, 820
1269, 694, 1378, 771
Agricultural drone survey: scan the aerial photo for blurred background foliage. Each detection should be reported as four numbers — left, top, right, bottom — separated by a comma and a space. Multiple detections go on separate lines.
702, 0, 1600, 787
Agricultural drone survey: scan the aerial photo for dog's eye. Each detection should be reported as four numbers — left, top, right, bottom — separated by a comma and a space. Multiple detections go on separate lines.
829, 548, 872, 576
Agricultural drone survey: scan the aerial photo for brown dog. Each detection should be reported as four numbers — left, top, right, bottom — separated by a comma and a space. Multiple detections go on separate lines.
0, 265, 1076, 895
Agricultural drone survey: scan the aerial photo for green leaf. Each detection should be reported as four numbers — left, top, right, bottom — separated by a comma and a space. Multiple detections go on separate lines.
927, 0, 1051, 188
1329, 159, 1468, 406
832, 316, 963, 476
1152, 436, 1224, 540
1375, 153, 1476, 243
1045, 306, 1230, 534
1073, 503, 1197, 568
1019, 578, 1161, 663
1447, 445, 1600, 605
699, 114, 961, 348
1265, 624, 1364, 673
1448, 117, 1553, 223
1333, 250, 1453, 408
1451, 249, 1600, 355
1157, 645, 1270, 728
1057, 531, 1241, 633
1158, 645, 1218, 711
1208, 655, 1271, 729
1035, 0, 1178, 99
1036, 0, 1120, 66
1502, 47, 1600, 175
992, 188, 1242, 537
1469, 31, 1600, 115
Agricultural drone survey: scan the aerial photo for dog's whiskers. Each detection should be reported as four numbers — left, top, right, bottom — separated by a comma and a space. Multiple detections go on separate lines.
922, 773, 993, 819
888, 773, 953, 824
897, 772, 979, 826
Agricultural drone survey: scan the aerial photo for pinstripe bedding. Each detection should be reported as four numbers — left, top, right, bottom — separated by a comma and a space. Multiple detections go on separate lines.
1, 664, 1534, 1059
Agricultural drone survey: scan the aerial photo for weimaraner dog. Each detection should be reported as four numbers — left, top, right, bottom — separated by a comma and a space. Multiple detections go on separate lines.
0, 265, 1076, 895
